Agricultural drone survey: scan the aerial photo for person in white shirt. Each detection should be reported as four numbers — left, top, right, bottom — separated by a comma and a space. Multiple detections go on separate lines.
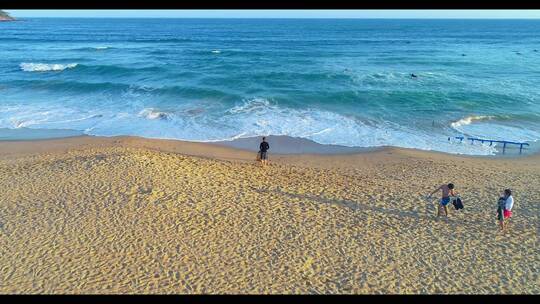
497, 189, 514, 231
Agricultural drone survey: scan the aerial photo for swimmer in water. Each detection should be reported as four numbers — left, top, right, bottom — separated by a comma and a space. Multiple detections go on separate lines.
410, 73, 418, 78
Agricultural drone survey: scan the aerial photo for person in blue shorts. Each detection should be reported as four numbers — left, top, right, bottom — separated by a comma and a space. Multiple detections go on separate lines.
428, 183, 457, 217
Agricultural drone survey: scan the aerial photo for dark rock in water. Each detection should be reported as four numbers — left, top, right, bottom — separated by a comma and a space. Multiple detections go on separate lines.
0, 10, 15, 21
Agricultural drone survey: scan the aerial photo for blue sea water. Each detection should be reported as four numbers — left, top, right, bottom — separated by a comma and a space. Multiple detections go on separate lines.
1, 18, 539, 155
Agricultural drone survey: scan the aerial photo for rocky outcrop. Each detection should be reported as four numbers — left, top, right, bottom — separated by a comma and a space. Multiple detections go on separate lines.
0, 10, 15, 21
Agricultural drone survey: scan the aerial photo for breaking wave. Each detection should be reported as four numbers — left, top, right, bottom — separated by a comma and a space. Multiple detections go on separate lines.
20, 62, 79, 72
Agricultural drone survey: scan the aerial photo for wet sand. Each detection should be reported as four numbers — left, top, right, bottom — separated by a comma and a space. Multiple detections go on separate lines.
0, 135, 538, 294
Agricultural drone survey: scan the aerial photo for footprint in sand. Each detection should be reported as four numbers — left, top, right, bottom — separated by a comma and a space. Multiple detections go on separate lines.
129, 185, 154, 207
130, 185, 153, 195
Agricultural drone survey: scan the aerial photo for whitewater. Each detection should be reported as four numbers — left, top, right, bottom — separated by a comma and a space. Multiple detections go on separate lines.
1, 18, 539, 155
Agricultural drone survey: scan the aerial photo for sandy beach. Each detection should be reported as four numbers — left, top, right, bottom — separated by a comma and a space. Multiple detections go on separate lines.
0, 135, 538, 294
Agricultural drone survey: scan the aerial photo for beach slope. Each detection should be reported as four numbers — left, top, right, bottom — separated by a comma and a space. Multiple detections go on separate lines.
0, 136, 538, 294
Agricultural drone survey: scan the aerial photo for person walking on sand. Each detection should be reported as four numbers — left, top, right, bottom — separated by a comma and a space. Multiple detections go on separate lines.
497, 189, 514, 231
259, 137, 270, 166
428, 183, 457, 217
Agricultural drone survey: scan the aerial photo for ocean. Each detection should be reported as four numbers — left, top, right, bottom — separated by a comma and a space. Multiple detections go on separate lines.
1, 18, 539, 155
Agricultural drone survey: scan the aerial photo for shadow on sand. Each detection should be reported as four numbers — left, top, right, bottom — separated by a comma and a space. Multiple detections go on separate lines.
250, 186, 432, 221
249, 186, 531, 233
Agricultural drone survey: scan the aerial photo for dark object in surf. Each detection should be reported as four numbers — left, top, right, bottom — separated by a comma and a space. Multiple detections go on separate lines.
410, 73, 418, 78
534, 49, 539, 52
452, 197, 464, 210
448, 136, 530, 154
461, 54, 466, 56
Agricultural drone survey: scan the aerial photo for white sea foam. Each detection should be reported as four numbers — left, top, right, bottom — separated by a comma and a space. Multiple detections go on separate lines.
218, 98, 500, 155
138, 108, 170, 120
0, 104, 105, 133
41, 114, 104, 125
20, 62, 78, 72
211, 50, 221, 54
1, 100, 531, 156
11, 119, 42, 128
227, 98, 273, 114
448, 114, 540, 152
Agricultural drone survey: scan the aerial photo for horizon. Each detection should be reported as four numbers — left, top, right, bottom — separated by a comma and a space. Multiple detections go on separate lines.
5, 9, 540, 19
6, 17, 540, 20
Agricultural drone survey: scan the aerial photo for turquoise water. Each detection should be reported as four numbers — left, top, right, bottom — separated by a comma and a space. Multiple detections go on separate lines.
1, 18, 539, 155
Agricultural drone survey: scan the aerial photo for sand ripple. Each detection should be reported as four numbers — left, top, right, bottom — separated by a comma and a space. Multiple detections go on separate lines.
0, 145, 538, 294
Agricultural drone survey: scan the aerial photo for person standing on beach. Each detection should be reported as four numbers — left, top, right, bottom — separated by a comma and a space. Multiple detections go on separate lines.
497, 189, 514, 231
259, 137, 270, 166
428, 183, 457, 217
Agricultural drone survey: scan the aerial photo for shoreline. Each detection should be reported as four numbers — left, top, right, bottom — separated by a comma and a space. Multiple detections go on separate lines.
1, 17, 539, 294
1, 134, 539, 164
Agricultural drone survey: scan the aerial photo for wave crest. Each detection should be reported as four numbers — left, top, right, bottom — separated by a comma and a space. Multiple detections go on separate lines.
450, 115, 494, 128
227, 98, 274, 114
20, 62, 78, 72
